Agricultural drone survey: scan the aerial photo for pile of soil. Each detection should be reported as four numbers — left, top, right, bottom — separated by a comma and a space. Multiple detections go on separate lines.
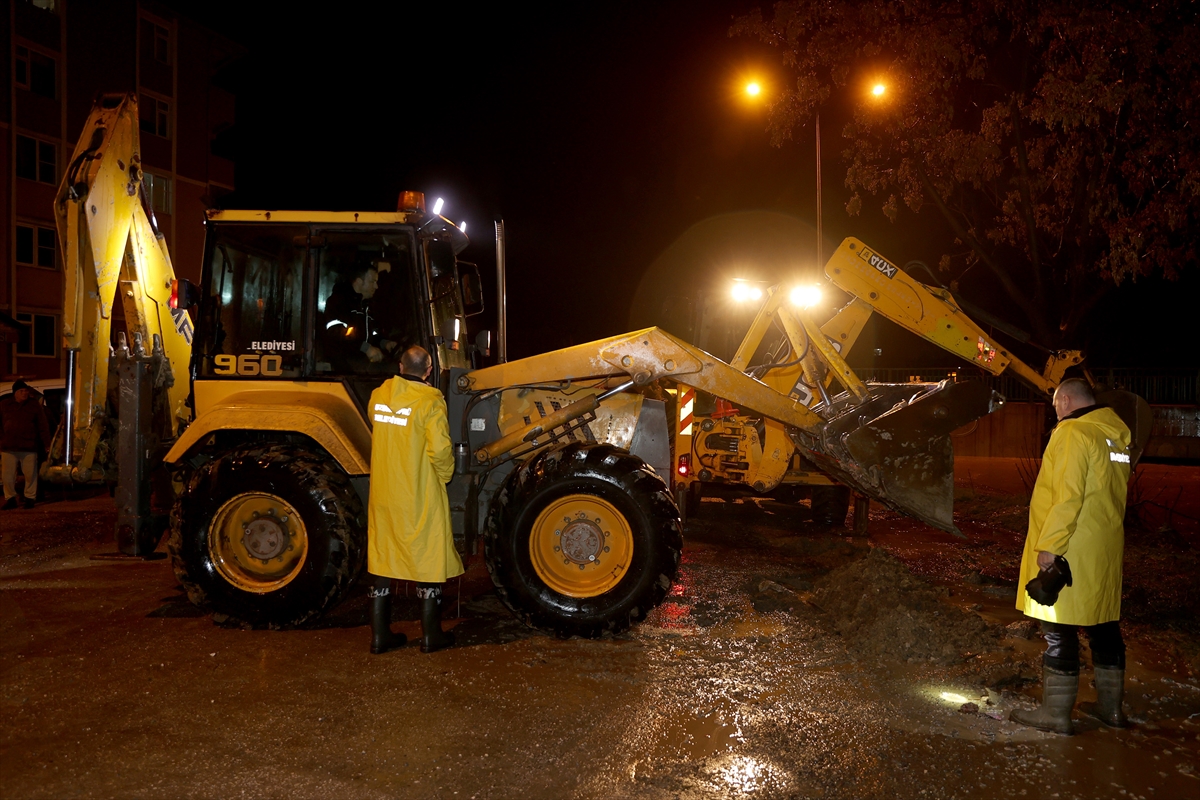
813, 547, 1001, 665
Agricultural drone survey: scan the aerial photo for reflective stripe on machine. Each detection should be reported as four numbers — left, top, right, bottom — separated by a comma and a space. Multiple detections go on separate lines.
679, 388, 695, 436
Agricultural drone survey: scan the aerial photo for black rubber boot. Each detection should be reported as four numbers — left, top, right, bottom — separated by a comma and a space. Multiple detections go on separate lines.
1010, 665, 1078, 735
1080, 666, 1127, 728
369, 584, 407, 655
418, 584, 455, 654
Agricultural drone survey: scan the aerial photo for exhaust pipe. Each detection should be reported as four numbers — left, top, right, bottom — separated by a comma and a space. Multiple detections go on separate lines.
494, 219, 507, 363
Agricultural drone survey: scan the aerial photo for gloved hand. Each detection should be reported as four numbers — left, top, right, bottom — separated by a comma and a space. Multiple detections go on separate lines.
1026, 555, 1073, 606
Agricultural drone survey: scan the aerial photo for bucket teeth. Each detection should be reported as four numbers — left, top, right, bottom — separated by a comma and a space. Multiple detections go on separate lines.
792, 381, 1004, 536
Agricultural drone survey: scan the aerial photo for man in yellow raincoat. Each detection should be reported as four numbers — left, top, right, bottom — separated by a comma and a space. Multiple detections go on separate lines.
1011, 378, 1131, 735
366, 346, 463, 654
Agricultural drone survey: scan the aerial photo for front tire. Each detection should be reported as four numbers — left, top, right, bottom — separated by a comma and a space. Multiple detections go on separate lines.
485, 443, 682, 638
168, 444, 366, 628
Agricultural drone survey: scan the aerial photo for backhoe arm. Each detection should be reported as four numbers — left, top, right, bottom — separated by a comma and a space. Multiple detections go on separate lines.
824, 238, 1080, 397
45, 93, 193, 483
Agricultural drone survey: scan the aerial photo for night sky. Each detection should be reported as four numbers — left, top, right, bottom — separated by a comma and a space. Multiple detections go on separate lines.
168, 1, 1196, 369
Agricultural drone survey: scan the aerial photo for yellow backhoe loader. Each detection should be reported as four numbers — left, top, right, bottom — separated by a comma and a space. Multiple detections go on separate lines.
48, 94, 1005, 637
672, 238, 1151, 529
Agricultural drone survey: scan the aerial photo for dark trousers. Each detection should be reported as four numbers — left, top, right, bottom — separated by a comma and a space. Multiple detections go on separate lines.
1041, 620, 1125, 673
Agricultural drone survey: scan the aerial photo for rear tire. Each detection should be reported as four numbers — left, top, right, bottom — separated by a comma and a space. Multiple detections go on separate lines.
485, 442, 682, 638
811, 485, 851, 527
168, 444, 366, 628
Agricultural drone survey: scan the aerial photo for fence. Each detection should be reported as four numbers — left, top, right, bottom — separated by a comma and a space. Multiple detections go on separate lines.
855, 366, 1200, 405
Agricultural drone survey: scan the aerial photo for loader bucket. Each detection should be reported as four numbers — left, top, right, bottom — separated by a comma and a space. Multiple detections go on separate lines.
792, 381, 1005, 536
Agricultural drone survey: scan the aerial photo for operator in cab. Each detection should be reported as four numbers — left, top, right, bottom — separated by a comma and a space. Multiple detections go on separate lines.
322, 262, 397, 372
364, 346, 462, 655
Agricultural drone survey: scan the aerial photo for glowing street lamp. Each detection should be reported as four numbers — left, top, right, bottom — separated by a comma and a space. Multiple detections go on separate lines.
745, 81, 762, 97
731, 280, 764, 303
871, 82, 887, 98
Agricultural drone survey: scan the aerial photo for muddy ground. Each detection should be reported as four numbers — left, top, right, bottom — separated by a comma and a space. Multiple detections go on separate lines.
1, 458, 1198, 799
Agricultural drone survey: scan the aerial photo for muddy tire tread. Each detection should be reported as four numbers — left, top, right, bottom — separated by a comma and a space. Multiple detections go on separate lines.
167, 444, 366, 628
484, 442, 682, 638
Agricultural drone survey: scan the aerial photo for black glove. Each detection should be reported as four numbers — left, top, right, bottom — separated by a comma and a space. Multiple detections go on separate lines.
1025, 555, 1073, 606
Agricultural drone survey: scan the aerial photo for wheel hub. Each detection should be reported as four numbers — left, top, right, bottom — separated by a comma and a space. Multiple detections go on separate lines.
529, 494, 633, 598
208, 492, 308, 593
242, 513, 288, 560
559, 514, 604, 565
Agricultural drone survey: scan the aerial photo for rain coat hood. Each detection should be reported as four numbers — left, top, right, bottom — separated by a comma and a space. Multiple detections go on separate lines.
367, 375, 464, 583
1018, 405, 1131, 626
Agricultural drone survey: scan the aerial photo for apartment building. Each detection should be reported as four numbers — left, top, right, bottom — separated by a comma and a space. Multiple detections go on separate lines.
2, 0, 240, 379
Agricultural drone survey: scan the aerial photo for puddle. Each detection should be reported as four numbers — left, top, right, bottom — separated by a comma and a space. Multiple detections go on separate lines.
708, 616, 790, 639
668, 701, 743, 760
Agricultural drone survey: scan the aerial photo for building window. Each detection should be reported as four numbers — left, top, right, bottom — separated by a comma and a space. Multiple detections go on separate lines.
15, 46, 29, 89
14, 45, 56, 99
139, 93, 170, 138
153, 23, 171, 64
15, 313, 57, 358
15, 135, 57, 184
144, 172, 173, 216
30, 50, 56, 98
15, 224, 57, 269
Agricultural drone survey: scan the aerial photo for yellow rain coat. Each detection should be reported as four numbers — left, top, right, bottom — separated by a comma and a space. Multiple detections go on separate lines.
367, 375, 464, 583
1017, 406, 1131, 626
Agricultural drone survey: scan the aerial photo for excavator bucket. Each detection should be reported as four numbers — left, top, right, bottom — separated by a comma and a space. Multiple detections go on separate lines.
792, 381, 1005, 536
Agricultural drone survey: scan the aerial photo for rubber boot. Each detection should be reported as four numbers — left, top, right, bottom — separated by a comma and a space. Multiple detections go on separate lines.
1079, 666, 1127, 728
1010, 666, 1078, 735
418, 584, 455, 654
369, 588, 407, 655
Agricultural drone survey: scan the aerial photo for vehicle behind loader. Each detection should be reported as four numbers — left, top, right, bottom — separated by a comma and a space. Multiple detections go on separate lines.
671, 237, 1152, 527
48, 94, 1007, 638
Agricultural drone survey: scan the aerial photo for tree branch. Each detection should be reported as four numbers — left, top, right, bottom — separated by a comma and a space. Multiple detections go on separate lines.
1009, 94, 1045, 305
913, 161, 1043, 331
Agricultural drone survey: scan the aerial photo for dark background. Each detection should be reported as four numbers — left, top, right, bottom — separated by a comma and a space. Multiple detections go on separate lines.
166, 0, 1196, 369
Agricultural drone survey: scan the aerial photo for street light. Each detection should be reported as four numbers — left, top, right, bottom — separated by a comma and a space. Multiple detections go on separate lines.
871, 82, 886, 98
731, 280, 763, 303
745, 81, 762, 97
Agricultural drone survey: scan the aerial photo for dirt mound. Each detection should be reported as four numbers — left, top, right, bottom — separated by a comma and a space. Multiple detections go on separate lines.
813, 547, 1000, 665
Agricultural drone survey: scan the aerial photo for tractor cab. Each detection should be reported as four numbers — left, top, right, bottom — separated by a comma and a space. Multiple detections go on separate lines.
193, 203, 482, 414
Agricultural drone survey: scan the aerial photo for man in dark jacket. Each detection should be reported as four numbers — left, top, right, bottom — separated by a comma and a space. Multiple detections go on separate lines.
1, 380, 51, 509
322, 262, 397, 373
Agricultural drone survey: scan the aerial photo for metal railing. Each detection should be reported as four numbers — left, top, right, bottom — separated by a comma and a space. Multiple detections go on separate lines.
853, 366, 1200, 405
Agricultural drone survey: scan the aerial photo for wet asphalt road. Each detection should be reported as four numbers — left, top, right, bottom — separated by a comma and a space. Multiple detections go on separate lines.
2, 490, 1198, 799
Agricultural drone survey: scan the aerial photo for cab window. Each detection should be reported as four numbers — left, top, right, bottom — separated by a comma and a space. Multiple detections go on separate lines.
314, 230, 421, 376
198, 224, 306, 378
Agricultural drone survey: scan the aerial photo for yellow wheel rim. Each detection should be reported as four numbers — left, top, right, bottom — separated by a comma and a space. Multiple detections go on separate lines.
207, 492, 309, 594
529, 494, 633, 598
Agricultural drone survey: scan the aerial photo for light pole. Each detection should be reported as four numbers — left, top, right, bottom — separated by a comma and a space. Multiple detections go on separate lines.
815, 111, 823, 269
743, 79, 887, 271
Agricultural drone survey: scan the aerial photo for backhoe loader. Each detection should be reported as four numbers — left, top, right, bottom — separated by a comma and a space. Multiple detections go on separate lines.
672, 238, 1150, 527
48, 94, 1004, 637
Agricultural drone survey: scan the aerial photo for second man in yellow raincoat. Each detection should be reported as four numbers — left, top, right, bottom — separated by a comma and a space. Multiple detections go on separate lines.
365, 346, 462, 654
1011, 378, 1131, 734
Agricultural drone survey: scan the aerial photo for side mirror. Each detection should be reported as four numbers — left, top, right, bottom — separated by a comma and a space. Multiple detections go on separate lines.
474, 329, 492, 357
460, 264, 485, 317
